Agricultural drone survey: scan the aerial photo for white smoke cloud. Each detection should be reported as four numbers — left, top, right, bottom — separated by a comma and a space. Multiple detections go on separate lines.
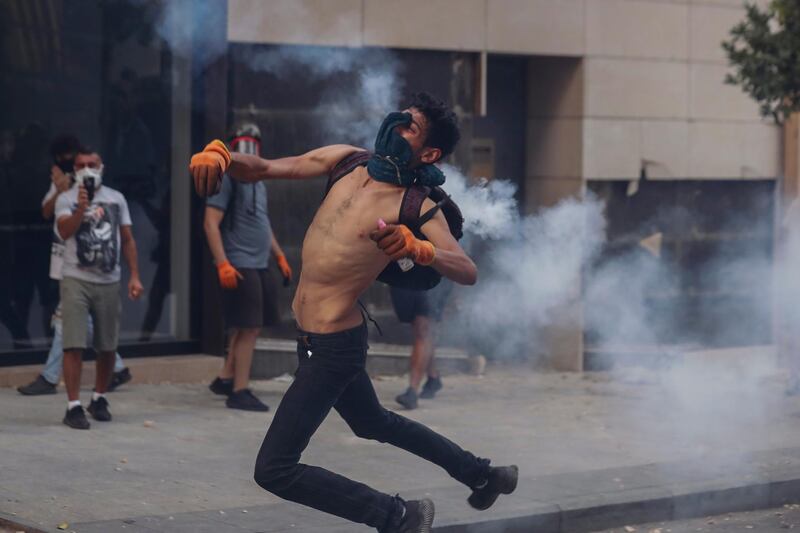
439, 167, 607, 358
234, 44, 401, 148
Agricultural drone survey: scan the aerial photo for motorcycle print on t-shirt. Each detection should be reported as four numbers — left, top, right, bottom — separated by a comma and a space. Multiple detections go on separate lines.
76, 203, 120, 273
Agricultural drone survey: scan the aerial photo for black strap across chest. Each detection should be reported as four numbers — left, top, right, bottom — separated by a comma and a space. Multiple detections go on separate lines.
324, 151, 464, 291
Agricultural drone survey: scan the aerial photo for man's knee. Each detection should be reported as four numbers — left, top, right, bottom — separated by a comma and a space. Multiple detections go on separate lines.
253, 448, 297, 494
347, 410, 397, 442
63, 349, 83, 360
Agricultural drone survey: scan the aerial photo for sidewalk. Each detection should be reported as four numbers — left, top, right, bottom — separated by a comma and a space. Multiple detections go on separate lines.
2, 350, 800, 532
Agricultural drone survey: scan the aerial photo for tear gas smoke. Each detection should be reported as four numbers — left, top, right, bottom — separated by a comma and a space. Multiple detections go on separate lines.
233, 45, 402, 148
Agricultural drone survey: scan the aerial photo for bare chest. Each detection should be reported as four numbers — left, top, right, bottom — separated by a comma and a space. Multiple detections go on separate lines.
310, 170, 403, 243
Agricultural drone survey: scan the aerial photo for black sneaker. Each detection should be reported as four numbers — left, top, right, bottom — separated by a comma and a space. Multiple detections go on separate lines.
395, 387, 418, 410
63, 405, 90, 430
418, 377, 442, 399
468, 465, 519, 511
384, 499, 435, 533
108, 367, 132, 392
209, 377, 234, 397
18, 375, 57, 395
226, 389, 269, 412
87, 397, 112, 422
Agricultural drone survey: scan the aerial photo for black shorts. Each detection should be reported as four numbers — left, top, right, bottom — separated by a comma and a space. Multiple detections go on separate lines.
390, 281, 453, 324
221, 268, 280, 329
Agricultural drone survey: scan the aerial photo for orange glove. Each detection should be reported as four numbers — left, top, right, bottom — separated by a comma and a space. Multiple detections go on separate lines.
370, 224, 435, 266
217, 260, 243, 290
190, 140, 231, 197
275, 253, 293, 286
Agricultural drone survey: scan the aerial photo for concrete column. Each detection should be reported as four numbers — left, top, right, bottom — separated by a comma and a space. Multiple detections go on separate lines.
785, 113, 800, 202
524, 57, 585, 371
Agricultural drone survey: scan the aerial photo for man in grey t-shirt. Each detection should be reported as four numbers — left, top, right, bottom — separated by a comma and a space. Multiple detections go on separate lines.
55, 148, 142, 429
204, 129, 292, 411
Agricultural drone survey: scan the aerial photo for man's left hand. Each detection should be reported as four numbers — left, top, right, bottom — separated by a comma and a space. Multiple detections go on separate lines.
189, 140, 231, 197
128, 277, 144, 300
51, 165, 71, 193
370, 224, 436, 266
275, 253, 293, 286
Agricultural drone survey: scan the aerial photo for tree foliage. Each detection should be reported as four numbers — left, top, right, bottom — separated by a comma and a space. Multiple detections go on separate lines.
722, 0, 800, 124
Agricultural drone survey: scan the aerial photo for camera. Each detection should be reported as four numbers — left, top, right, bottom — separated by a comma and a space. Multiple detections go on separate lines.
84, 176, 95, 202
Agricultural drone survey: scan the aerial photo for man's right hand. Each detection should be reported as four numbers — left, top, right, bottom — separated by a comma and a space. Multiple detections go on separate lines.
217, 260, 243, 290
51, 165, 71, 193
189, 140, 231, 197
76, 185, 89, 212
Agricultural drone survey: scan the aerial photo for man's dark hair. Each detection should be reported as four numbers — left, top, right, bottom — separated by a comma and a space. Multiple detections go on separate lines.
76, 145, 98, 157
49, 134, 81, 160
404, 92, 460, 159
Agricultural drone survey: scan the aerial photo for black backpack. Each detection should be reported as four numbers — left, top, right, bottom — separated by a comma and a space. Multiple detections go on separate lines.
325, 151, 464, 291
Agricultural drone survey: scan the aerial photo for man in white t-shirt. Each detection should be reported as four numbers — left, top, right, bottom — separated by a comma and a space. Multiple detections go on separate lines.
55, 148, 143, 429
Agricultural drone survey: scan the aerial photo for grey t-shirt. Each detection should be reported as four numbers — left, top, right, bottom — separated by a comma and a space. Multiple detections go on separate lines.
55, 184, 132, 284
206, 174, 272, 269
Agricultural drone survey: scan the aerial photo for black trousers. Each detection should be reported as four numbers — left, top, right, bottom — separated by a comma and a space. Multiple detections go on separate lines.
253, 321, 490, 530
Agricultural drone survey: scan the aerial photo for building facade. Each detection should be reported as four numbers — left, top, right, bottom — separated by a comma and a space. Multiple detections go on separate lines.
0, 0, 789, 369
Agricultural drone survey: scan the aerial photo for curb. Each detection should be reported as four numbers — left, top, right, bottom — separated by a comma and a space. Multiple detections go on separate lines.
433, 466, 800, 532
0, 512, 47, 533
26, 449, 800, 533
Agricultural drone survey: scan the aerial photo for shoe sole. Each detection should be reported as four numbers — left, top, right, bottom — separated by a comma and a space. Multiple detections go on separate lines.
18, 388, 57, 396
63, 419, 90, 430
395, 394, 418, 410
468, 465, 519, 511
417, 498, 435, 533
88, 411, 112, 421
225, 403, 269, 412
108, 375, 131, 392
419, 384, 442, 400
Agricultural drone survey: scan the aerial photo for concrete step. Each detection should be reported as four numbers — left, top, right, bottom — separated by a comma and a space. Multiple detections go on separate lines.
252, 338, 477, 379
0, 354, 220, 389
0, 341, 479, 389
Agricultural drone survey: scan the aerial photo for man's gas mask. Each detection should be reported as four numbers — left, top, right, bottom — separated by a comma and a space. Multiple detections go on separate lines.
74, 165, 103, 201
367, 112, 446, 188
230, 122, 261, 156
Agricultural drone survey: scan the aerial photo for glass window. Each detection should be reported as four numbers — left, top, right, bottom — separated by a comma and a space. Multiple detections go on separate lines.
0, 0, 196, 356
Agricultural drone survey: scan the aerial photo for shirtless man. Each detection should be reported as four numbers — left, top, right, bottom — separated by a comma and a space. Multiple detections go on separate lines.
189, 93, 517, 532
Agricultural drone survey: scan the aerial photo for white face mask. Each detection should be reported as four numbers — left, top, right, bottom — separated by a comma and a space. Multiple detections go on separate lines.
74, 165, 103, 189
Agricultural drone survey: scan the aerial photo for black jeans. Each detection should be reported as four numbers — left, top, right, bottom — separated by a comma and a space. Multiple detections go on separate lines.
254, 321, 490, 530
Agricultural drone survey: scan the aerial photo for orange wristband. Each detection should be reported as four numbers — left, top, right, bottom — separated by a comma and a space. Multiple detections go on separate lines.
413, 240, 436, 266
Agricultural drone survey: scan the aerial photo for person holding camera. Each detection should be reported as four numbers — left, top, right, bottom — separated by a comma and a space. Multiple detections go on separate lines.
18, 136, 131, 396
55, 147, 142, 429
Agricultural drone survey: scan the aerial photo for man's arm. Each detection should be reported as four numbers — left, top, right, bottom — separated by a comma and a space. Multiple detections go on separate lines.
229, 145, 364, 182
56, 185, 88, 240
203, 206, 228, 266
120, 225, 143, 300
42, 194, 58, 221
270, 232, 293, 285
418, 207, 478, 286
190, 141, 363, 196
43, 166, 72, 220
371, 201, 478, 286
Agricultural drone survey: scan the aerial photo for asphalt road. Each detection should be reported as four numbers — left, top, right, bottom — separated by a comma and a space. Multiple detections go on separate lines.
594, 504, 800, 532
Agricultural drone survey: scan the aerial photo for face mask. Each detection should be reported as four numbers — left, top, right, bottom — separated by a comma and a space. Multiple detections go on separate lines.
367, 112, 446, 188
74, 166, 103, 201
